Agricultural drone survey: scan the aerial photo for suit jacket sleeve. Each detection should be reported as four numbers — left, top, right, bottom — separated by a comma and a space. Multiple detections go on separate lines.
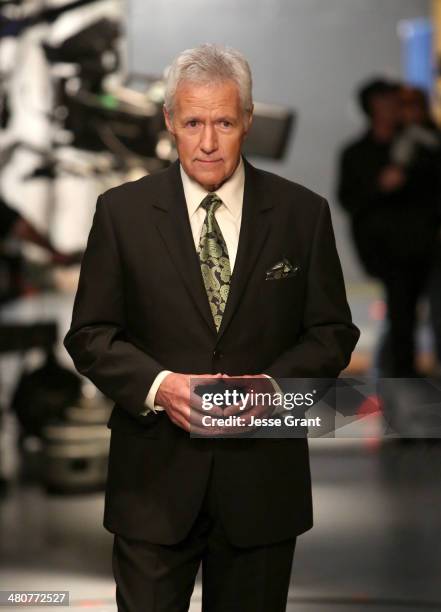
63, 194, 165, 420
265, 198, 359, 380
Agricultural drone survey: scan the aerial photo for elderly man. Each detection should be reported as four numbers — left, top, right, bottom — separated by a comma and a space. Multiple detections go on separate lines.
64, 44, 359, 612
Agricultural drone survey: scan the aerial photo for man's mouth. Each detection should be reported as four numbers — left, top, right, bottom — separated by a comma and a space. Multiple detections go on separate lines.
195, 159, 222, 164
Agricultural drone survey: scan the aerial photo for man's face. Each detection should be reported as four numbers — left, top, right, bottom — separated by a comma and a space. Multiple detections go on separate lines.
399, 89, 427, 126
164, 79, 252, 191
370, 93, 400, 128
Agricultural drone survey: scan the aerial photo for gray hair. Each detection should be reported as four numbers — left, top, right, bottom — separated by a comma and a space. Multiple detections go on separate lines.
164, 43, 253, 116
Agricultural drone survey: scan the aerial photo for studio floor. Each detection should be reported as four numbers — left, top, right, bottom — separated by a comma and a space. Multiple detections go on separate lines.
1, 439, 441, 612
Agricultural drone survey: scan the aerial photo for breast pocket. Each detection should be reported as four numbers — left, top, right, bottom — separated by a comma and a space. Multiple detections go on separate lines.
261, 264, 303, 296
265, 262, 301, 282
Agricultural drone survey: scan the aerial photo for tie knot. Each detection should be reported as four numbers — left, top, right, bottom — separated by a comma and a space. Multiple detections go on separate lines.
200, 194, 223, 214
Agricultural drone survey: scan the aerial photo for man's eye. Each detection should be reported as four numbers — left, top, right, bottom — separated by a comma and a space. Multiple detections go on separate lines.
220, 121, 232, 128
186, 120, 198, 128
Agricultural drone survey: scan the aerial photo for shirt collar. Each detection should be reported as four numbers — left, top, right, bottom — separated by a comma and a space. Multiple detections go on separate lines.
180, 156, 244, 220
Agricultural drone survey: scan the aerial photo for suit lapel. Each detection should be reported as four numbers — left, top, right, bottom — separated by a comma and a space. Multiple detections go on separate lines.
216, 158, 273, 343
152, 161, 217, 335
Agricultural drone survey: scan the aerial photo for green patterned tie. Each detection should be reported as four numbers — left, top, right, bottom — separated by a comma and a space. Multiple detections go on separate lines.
197, 194, 231, 331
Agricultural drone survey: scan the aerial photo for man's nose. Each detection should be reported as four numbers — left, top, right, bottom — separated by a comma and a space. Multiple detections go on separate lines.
200, 124, 218, 154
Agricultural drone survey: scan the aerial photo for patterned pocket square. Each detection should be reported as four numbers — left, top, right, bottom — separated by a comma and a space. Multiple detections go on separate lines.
265, 258, 300, 280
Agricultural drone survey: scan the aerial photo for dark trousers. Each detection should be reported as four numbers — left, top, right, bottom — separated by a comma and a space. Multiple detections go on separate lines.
428, 243, 441, 363
379, 262, 429, 376
112, 460, 297, 612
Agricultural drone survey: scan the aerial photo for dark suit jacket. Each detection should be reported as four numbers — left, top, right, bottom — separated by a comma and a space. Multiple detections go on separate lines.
64, 157, 359, 546
337, 131, 441, 278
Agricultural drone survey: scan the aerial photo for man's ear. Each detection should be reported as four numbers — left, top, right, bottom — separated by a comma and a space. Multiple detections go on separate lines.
163, 105, 175, 136
243, 104, 254, 137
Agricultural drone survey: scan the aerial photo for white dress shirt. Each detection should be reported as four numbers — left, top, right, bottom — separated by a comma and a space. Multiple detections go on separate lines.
142, 157, 245, 414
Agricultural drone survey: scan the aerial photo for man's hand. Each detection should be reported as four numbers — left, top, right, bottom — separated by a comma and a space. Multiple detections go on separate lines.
378, 165, 406, 192
196, 373, 278, 436
155, 372, 224, 433
155, 373, 278, 436
222, 374, 277, 424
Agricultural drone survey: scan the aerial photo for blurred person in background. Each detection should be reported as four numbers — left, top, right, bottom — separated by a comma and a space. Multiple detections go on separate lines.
394, 85, 441, 372
337, 78, 441, 377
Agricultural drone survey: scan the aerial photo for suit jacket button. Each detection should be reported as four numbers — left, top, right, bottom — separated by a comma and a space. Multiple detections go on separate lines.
213, 349, 223, 359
